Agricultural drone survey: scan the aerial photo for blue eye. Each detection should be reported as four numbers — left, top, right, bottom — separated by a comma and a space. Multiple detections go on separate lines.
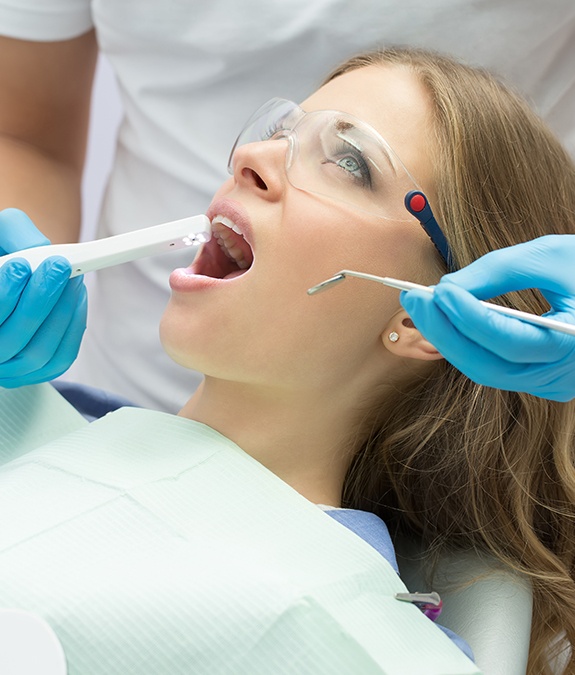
331, 145, 372, 188
337, 155, 363, 177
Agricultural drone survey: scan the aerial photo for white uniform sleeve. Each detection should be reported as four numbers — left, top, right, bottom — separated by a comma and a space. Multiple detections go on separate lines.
0, 0, 93, 41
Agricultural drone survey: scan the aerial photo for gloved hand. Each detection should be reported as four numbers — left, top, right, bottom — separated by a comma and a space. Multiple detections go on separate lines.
400, 235, 575, 402
0, 208, 87, 387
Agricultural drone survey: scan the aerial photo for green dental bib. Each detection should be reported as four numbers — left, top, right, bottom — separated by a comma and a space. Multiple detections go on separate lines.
0, 385, 480, 674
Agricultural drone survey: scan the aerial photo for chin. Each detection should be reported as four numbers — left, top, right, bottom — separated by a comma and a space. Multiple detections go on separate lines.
159, 309, 221, 377
159, 309, 192, 369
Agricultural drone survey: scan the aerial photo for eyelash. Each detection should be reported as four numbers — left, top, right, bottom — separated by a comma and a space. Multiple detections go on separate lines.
330, 141, 373, 189
262, 121, 289, 141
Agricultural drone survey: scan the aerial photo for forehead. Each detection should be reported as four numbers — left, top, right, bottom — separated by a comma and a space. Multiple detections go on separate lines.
301, 65, 435, 191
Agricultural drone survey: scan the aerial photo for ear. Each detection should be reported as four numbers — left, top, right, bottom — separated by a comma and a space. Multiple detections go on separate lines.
382, 310, 444, 362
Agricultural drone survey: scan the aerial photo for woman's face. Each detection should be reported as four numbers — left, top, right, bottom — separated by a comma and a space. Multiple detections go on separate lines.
160, 65, 440, 391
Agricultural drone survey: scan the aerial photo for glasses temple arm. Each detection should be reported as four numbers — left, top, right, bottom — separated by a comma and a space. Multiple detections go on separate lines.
404, 190, 456, 272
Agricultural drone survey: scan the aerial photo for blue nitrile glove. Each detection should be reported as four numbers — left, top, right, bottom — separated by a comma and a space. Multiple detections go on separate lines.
400, 235, 575, 402
0, 208, 87, 387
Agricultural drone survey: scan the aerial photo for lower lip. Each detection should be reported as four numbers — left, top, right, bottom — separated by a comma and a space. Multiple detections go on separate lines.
169, 268, 218, 292
168, 267, 245, 292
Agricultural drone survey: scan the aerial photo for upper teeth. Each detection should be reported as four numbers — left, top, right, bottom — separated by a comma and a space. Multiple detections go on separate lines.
211, 214, 251, 269
212, 215, 242, 235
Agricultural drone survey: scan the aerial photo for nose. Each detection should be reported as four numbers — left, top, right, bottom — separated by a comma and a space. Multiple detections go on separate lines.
230, 139, 289, 201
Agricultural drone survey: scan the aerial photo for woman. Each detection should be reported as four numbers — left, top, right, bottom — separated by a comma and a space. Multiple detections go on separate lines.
1, 48, 574, 673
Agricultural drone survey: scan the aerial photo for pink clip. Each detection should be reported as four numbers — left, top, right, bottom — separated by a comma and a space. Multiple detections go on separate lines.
395, 591, 443, 622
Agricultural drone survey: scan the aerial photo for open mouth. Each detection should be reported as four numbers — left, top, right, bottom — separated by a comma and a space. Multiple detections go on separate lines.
192, 215, 254, 280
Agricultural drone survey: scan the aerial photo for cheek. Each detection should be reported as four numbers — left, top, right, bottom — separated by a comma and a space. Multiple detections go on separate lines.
266, 201, 436, 344
285, 209, 429, 286
254, 228, 400, 348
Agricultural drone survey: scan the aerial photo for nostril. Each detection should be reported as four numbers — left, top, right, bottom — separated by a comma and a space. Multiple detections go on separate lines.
254, 172, 268, 190
243, 168, 268, 191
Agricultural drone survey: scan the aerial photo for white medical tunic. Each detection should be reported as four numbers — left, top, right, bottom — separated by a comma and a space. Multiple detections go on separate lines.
0, 0, 573, 410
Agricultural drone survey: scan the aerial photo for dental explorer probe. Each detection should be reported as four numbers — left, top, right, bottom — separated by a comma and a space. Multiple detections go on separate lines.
0, 215, 211, 278
307, 270, 575, 338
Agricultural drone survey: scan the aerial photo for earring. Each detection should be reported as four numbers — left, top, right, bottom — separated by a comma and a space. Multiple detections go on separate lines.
388, 331, 399, 343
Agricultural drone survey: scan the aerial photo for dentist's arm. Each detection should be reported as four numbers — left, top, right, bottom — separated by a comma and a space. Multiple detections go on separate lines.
401, 235, 575, 402
0, 31, 98, 243
0, 209, 87, 387
0, 32, 96, 385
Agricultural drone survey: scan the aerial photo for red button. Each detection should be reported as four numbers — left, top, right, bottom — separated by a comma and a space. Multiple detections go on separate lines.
409, 193, 426, 212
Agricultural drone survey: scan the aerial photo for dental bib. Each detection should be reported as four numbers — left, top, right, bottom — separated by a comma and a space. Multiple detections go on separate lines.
0, 385, 480, 674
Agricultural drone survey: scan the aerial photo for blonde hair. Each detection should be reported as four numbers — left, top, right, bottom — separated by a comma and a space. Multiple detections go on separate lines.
329, 48, 575, 674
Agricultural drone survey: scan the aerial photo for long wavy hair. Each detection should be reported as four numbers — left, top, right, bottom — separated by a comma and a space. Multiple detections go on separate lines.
328, 48, 575, 674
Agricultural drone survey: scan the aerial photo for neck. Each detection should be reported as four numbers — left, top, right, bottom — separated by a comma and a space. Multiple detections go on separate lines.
178, 377, 366, 506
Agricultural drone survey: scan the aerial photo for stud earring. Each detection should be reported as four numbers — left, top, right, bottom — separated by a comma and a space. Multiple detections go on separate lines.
388, 331, 399, 343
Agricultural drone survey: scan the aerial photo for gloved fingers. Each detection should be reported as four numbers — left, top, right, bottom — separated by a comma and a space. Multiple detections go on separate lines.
400, 287, 453, 350
22, 275, 87, 373
400, 290, 564, 401
0, 257, 72, 361
0, 260, 33, 324
538, 287, 575, 316
400, 287, 494, 374
400, 288, 535, 385
0, 208, 50, 255
515, 360, 575, 402
441, 235, 575, 299
0, 276, 87, 385
432, 281, 574, 364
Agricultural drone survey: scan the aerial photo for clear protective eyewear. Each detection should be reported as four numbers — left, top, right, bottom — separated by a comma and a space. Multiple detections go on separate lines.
228, 98, 455, 271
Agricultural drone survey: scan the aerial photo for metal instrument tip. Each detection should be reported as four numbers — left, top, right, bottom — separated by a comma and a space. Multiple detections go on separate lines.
307, 273, 346, 295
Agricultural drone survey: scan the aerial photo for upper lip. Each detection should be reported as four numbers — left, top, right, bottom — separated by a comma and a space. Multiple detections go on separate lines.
206, 198, 254, 248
